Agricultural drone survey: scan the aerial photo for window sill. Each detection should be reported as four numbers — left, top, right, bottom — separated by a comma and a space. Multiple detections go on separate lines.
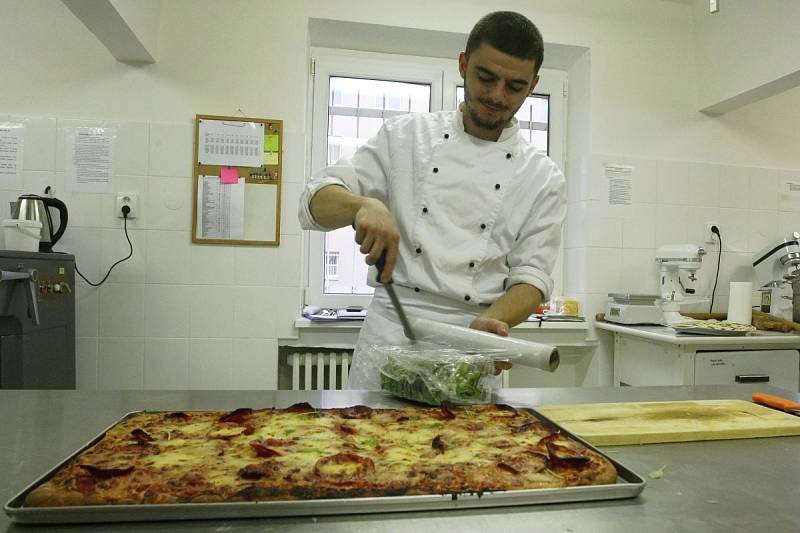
282, 318, 591, 350
294, 318, 588, 331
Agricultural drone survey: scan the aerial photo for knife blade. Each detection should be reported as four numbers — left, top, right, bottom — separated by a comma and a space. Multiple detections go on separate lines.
752, 392, 800, 416
376, 252, 416, 342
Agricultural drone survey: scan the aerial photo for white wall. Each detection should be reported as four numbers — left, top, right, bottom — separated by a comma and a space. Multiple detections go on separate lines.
692, 0, 800, 114
3, 0, 800, 389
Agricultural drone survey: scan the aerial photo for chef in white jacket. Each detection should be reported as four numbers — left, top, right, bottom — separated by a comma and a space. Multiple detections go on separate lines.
298, 11, 566, 389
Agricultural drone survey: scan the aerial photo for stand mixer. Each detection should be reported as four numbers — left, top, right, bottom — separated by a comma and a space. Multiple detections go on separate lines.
605, 244, 706, 325
752, 232, 800, 322
655, 244, 707, 325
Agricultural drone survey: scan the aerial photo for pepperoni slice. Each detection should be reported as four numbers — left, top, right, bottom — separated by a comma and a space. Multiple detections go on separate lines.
164, 412, 190, 421
250, 441, 282, 458
511, 420, 557, 435
334, 423, 358, 436
285, 402, 315, 413
131, 428, 154, 442
80, 464, 134, 479
431, 406, 456, 420
207, 425, 247, 440
338, 405, 373, 419
75, 476, 96, 495
219, 408, 253, 424
497, 462, 520, 474
431, 435, 446, 454
239, 462, 276, 480
539, 435, 590, 466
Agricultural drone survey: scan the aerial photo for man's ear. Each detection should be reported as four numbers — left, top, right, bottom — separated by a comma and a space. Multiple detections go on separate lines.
529, 74, 540, 94
458, 52, 467, 80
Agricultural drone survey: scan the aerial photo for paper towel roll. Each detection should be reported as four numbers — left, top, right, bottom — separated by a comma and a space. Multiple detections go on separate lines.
727, 282, 753, 325
408, 317, 559, 372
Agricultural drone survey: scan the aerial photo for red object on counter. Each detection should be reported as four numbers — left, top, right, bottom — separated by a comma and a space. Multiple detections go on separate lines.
752, 392, 800, 415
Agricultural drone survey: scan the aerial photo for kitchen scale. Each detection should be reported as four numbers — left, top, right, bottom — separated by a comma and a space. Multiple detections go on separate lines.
605, 293, 663, 325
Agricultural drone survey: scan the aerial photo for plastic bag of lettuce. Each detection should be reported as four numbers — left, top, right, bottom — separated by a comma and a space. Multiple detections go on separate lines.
375, 344, 505, 406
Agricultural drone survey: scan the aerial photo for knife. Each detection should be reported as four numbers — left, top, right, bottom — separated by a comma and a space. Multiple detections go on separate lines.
375, 252, 416, 342
752, 392, 800, 416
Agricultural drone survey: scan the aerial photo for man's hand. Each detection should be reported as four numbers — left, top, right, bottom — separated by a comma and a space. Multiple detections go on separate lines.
469, 317, 513, 374
469, 316, 510, 336
354, 198, 400, 283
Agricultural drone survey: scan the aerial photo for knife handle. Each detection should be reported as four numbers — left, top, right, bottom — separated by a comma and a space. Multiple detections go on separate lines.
752, 392, 800, 411
375, 251, 392, 285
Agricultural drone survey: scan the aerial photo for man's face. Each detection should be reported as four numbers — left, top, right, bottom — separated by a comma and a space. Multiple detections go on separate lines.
459, 43, 539, 138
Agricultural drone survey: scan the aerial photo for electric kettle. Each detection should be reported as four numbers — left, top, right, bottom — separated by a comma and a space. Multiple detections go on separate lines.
9, 194, 68, 252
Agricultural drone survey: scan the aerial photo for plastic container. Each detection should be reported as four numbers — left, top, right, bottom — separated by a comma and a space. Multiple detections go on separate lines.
2, 219, 42, 252
548, 296, 581, 316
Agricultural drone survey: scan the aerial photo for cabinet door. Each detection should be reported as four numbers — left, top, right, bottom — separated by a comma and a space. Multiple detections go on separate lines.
695, 350, 799, 391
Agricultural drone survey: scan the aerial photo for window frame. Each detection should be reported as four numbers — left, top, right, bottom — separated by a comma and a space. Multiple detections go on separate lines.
304, 48, 567, 308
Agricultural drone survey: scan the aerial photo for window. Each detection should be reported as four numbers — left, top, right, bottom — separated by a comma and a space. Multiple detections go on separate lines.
306, 49, 565, 308
321, 77, 433, 299
325, 251, 340, 280
455, 88, 551, 155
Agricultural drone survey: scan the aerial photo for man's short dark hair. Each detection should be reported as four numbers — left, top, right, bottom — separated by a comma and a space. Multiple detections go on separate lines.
465, 11, 544, 73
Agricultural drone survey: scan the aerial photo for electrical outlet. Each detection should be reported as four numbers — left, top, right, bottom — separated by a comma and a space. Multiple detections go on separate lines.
116, 193, 138, 219
705, 222, 718, 244
710, 0, 719, 13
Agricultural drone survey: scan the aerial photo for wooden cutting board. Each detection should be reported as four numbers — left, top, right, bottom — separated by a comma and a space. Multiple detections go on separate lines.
537, 400, 800, 445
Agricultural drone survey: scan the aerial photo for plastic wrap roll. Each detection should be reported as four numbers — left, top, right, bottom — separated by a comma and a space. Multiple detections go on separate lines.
408, 317, 559, 372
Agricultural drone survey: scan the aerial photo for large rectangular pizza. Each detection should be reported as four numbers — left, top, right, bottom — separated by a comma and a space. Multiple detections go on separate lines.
24, 403, 617, 506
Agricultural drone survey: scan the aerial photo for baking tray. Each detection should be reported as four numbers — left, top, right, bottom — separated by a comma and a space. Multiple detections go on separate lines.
672, 327, 751, 336
4, 408, 646, 524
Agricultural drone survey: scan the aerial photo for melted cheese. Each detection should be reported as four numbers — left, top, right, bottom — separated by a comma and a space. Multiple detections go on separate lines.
36, 405, 608, 505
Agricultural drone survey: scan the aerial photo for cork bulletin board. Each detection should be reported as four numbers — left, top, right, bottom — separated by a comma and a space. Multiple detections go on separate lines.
191, 114, 282, 245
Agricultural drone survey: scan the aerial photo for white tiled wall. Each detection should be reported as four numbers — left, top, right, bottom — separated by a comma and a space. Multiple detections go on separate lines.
1, 113, 295, 390
565, 154, 800, 329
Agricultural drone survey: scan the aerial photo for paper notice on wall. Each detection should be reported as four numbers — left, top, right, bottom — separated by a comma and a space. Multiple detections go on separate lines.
779, 180, 800, 211
606, 163, 634, 206
199, 119, 264, 167
65, 127, 115, 193
0, 122, 24, 191
197, 175, 245, 239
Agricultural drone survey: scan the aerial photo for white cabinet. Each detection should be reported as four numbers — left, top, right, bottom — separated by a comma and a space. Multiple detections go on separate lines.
694, 350, 799, 390
596, 322, 800, 392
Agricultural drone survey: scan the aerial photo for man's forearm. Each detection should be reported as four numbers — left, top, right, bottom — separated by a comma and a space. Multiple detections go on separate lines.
479, 283, 543, 327
309, 185, 371, 230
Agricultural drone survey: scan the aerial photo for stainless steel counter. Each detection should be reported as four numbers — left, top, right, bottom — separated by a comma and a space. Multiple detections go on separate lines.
2, 385, 799, 532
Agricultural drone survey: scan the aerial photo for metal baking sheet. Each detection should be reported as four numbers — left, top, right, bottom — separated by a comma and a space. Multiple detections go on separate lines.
4, 408, 646, 524
672, 326, 751, 337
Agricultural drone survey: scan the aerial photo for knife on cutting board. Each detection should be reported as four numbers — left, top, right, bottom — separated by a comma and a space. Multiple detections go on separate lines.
752, 392, 800, 416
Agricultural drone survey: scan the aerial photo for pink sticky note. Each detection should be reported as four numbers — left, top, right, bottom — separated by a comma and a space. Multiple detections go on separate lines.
220, 167, 239, 184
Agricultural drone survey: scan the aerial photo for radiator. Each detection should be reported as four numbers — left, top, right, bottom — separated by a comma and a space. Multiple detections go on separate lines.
287, 351, 351, 390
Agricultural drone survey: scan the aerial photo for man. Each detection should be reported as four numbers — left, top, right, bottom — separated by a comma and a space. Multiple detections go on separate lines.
299, 11, 566, 389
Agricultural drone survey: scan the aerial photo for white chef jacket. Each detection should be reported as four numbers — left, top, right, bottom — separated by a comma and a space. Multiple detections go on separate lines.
298, 109, 566, 305
299, 109, 566, 389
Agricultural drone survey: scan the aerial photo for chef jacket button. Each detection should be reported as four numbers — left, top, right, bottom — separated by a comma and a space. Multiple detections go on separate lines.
422, 207, 428, 213
415, 247, 422, 254
494, 183, 501, 190
433, 167, 439, 173
469, 261, 475, 268
480, 223, 486, 230
464, 295, 471, 301
444, 133, 450, 139
506, 153, 512, 159
414, 287, 420, 292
